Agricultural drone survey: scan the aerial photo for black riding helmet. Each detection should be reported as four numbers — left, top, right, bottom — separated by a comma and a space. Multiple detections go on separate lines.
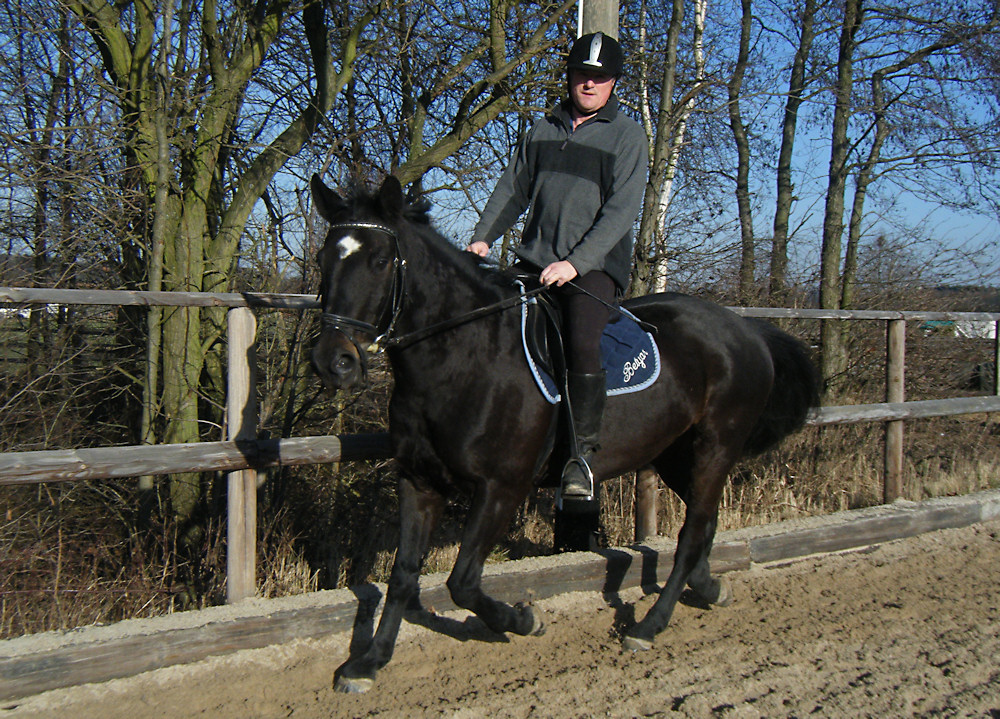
567, 32, 623, 79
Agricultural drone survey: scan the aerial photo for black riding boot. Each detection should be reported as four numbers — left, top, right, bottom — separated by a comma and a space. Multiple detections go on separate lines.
560, 370, 606, 512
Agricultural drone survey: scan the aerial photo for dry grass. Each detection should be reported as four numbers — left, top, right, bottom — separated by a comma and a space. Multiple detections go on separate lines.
659, 415, 1000, 539
363, 413, 1000, 586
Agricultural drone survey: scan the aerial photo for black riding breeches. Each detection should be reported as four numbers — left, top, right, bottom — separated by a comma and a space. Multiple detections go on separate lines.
553, 270, 616, 374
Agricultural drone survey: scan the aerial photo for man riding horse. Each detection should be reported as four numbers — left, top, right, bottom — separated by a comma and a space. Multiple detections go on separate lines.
466, 32, 648, 514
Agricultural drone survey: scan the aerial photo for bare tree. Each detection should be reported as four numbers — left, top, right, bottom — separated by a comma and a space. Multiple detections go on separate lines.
817, 0, 863, 389
726, 0, 755, 302
3, 0, 569, 544
818, 0, 1000, 393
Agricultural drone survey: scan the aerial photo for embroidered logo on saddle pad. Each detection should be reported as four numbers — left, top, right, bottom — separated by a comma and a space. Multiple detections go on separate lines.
519, 287, 660, 404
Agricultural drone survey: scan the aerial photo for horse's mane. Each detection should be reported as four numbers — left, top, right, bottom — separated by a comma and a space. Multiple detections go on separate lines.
334, 179, 517, 295
398, 191, 516, 295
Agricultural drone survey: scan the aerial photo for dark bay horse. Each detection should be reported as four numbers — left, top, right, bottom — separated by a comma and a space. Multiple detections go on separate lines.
310, 174, 820, 692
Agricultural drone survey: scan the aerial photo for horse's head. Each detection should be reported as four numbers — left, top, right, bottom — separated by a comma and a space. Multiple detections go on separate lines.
310, 174, 406, 391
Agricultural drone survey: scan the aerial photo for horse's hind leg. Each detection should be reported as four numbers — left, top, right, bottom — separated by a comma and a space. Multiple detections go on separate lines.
685, 536, 732, 607
623, 509, 721, 651
650, 435, 730, 606
446, 480, 543, 637
623, 437, 734, 651
334, 476, 444, 693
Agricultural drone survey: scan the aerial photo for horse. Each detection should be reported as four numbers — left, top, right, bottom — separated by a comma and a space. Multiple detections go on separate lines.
310, 174, 820, 693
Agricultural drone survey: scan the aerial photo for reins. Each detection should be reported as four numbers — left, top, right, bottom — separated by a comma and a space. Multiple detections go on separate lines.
378, 269, 656, 349
509, 248, 657, 334
382, 283, 550, 350
561, 278, 658, 334
317, 221, 655, 360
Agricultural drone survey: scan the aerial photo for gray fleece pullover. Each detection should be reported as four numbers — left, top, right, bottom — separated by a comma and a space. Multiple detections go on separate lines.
470, 95, 648, 291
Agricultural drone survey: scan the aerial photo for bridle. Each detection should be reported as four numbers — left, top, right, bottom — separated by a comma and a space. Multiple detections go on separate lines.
318, 221, 407, 359
317, 221, 546, 360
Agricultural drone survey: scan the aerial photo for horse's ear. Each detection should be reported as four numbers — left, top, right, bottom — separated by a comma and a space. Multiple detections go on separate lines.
377, 175, 404, 218
311, 174, 347, 223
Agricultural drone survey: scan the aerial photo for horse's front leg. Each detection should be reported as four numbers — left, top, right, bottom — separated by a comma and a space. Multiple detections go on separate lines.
334, 476, 444, 693
446, 480, 544, 637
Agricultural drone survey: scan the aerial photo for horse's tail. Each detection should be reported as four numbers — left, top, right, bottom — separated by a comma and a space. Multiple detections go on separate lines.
742, 319, 821, 456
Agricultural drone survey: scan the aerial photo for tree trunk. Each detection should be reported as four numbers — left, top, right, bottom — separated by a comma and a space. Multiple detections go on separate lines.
728, 0, 754, 303
161, 201, 207, 537
770, 0, 817, 303
631, 0, 707, 297
819, 0, 862, 395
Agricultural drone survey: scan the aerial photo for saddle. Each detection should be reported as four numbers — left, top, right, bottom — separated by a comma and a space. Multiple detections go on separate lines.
515, 278, 661, 404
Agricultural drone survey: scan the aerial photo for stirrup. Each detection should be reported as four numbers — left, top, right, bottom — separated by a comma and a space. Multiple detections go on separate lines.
558, 457, 596, 512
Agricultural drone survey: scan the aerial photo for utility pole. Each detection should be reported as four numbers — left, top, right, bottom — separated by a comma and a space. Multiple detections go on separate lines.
576, 0, 659, 543
579, 0, 619, 38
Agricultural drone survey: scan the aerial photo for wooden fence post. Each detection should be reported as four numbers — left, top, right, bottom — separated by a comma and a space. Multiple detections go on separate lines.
634, 467, 659, 542
226, 307, 258, 603
884, 319, 905, 502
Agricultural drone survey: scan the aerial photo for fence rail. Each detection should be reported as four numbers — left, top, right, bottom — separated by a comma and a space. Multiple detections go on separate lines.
2, 286, 998, 601
1, 399, 997, 487
2, 285, 998, 321
0, 286, 317, 309
0, 434, 394, 486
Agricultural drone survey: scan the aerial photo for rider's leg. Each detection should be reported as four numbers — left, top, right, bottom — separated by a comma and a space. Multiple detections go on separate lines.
558, 271, 614, 508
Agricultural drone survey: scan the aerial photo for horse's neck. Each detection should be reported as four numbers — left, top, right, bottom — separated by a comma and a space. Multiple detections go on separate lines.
402, 235, 510, 322
389, 233, 517, 370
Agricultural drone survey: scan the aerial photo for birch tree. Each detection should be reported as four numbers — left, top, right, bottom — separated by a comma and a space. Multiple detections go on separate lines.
630, 0, 709, 297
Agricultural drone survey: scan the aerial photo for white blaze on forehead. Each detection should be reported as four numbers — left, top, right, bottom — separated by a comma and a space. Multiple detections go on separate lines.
336, 234, 363, 259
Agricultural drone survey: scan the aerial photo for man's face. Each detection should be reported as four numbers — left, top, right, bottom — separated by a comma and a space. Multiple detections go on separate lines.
569, 69, 616, 117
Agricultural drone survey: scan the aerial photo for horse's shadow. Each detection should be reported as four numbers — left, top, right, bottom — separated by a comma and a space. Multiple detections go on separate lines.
600, 545, 713, 639
345, 583, 510, 661
345, 545, 712, 658
601, 546, 657, 638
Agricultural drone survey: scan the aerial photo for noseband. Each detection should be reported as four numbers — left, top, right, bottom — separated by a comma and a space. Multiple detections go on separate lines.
319, 222, 407, 366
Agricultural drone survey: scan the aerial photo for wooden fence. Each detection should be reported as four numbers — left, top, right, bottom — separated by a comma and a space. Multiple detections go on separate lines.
1, 286, 998, 602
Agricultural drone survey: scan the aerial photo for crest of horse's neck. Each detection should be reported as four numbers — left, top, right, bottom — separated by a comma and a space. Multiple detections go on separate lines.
404, 239, 506, 317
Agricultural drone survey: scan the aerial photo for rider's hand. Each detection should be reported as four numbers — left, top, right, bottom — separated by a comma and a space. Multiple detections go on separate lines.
540, 260, 578, 287
466, 241, 490, 257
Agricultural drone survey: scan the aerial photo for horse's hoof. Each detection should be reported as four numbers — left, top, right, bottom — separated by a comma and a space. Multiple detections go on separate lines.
713, 577, 733, 607
515, 601, 546, 636
530, 612, 546, 636
623, 634, 653, 652
334, 674, 374, 694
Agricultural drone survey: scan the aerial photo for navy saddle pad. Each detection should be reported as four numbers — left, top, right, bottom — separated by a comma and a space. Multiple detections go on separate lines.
518, 284, 660, 404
